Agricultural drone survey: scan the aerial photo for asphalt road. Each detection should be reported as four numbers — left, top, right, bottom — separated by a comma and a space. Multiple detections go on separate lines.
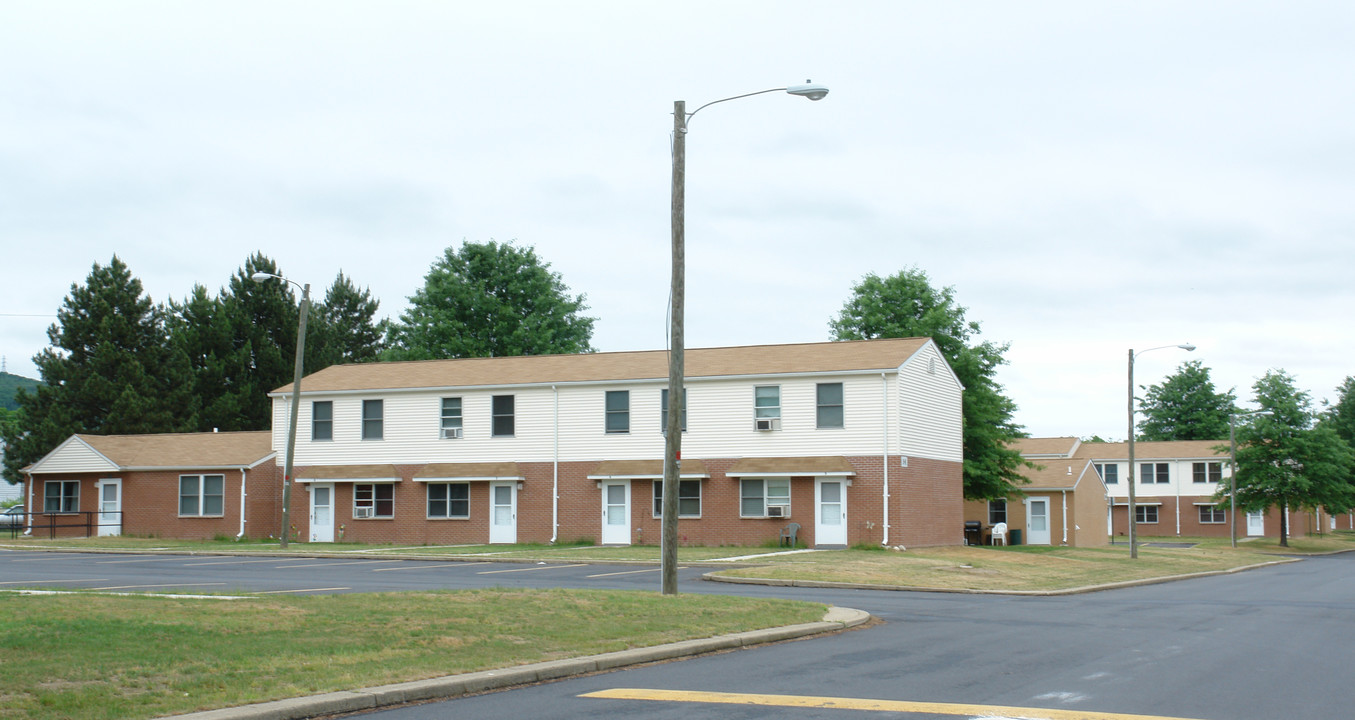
3, 549, 1352, 720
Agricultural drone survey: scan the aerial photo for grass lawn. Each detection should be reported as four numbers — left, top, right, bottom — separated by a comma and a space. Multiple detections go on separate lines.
0, 588, 826, 720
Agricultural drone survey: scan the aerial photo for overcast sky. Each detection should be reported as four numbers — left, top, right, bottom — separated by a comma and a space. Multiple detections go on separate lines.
3, 1, 1352, 440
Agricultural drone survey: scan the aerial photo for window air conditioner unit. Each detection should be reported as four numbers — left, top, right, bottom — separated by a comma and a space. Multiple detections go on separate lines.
441, 427, 463, 439
754, 418, 778, 431
354, 507, 374, 519
766, 505, 788, 518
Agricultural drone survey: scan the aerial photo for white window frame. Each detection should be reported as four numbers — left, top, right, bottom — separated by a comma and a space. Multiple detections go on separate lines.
816, 382, 844, 429
740, 478, 790, 518
605, 390, 630, 434
660, 388, 687, 433
988, 499, 1007, 524
1192, 461, 1222, 484
44, 480, 80, 514
427, 482, 470, 519
441, 397, 463, 438
179, 474, 225, 517
1198, 504, 1226, 524
312, 401, 333, 441
1135, 505, 1160, 524
754, 386, 781, 420
1140, 462, 1169, 484
492, 395, 515, 437
652, 479, 701, 519
362, 399, 384, 441
1095, 463, 1118, 484
354, 483, 394, 519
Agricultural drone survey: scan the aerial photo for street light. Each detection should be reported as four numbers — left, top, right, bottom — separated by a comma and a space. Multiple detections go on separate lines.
1126, 343, 1195, 559
662, 81, 828, 595
251, 271, 311, 550
1229, 409, 1272, 548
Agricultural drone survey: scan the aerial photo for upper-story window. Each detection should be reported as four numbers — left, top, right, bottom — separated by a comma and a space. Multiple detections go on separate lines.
605, 390, 629, 434
1095, 463, 1118, 484
362, 399, 383, 440
312, 401, 333, 441
1192, 461, 1222, 483
492, 395, 515, 437
44, 480, 79, 514
660, 388, 687, 433
1140, 463, 1169, 484
754, 385, 780, 430
816, 382, 844, 428
441, 397, 463, 439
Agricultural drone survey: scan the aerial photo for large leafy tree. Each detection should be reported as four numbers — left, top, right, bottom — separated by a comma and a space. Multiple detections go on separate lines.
1322, 376, 1355, 448
830, 267, 1029, 500
1137, 360, 1237, 441
385, 241, 595, 360
2, 257, 196, 483
1227, 370, 1355, 547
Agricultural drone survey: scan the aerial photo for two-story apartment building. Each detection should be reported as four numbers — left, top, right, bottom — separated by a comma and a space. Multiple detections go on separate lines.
272, 337, 965, 548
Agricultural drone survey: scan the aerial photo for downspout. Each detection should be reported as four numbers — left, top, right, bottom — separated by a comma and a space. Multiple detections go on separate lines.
1174, 468, 1181, 536
1061, 490, 1068, 545
881, 372, 890, 547
551, 385, 559, 544
236, 468, 248, 539
23, 472, 33, 536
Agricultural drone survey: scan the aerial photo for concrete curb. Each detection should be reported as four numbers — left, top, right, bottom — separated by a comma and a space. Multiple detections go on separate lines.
163, 607, 870, 720
703, 557, 1301, 596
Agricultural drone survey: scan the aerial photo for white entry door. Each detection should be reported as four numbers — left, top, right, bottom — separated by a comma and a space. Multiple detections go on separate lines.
1026, 497, 1051, 545
1246, 510, 1265, 537
310, 483, 334, 543
97, 479, 122, 537
601, 481, 631, 545
815, 479, 847, 546
489, 482, 517, 544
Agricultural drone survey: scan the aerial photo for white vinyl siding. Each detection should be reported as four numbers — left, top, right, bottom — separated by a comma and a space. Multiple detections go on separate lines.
27, 438, 119, 474
897, 342, 963, 462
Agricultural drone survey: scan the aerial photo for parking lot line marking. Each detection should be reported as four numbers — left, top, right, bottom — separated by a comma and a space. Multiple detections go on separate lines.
182, 558, 307, 567
255, 587, 351, 594
0, 578, 110, 585
97, 557, 194, 564
586, 567, 684, 578
579, 689, 1209, 720
477, 563, 588, 575
89, 583, 227, 591
276, 560, 404, 568
371, 564, 459, 572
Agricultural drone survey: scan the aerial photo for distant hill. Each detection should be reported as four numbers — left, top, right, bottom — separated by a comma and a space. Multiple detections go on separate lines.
1, 372, 41, 411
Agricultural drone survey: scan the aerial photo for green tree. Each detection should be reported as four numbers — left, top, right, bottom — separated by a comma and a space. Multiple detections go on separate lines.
168, 284, 255, 432
385, 241, 595, 360
2, 257, 196, 483
1321, 376, 1355, 448
830, 267, 1029, 500
1227, 370, 1355, 547
1137, 360, 1237, 441
310, 271, 386, 367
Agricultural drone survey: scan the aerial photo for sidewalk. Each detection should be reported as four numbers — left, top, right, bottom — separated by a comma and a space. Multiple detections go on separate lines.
167, 606, 870, 720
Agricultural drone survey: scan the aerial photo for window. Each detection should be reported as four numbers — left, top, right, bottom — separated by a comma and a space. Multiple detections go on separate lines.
44, 480, 79, 514
179, 475, 225, 516
1199, 505, 1226, 524
817, 382, 844, 429
1135, 505, 1159, 523
660, 388, 687, 433
440, 397, 463, 438
354, 483, 394, 518
427, 483, 470, 519
312, 401, 333, 441
988, 499, 1007, 525
362, 399, 383, 440
1140, 462, 1169, 484
653, 480, 701, 518
605, 390, 629, 434
754, 386, 780, 429
1193, 461, 1222, 484
492, 395, 515, 437
1095, 463, 1118, 484
740, 478, 790, 517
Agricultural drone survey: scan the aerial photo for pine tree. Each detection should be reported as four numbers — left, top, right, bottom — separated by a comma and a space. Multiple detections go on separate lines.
1137, 360, 1237, 441
2, 257, 196, 482
384, 241, 595, 360
830, 267, 1029, 500
311, 271, 386, 367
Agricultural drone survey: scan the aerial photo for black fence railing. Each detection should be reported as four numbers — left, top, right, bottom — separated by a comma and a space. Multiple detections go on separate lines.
2, 510, 123, 539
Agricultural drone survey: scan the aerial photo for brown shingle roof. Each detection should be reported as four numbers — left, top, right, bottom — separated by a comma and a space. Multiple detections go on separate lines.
725, 456, 857, 476
1075, 440, 1228, 460
1011, 437, 1080, 457
588, 459, 709, 478
1019, 459, 1096, 490
77, 432, 273, 469
273, 338, 931, 394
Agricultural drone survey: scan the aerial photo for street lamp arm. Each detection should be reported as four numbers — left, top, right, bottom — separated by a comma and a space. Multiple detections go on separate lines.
685, 81, 829, 126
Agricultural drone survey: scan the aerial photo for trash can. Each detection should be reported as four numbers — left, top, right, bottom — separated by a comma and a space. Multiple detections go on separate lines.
1009, 528, 1022, 546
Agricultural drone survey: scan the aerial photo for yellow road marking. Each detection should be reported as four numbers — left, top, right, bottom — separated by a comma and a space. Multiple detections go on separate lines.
477, 563, 587, 575
579, 689, 1208, 720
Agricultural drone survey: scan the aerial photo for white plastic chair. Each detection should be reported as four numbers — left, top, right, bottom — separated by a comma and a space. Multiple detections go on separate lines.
991, 522, 1008, 546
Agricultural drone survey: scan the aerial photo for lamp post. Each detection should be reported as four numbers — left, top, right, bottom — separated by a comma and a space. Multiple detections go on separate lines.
1126, 343, 1194, 559
251, 271, 311, 550
1229, 409, 1272, 548
662, 81, 828, 595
